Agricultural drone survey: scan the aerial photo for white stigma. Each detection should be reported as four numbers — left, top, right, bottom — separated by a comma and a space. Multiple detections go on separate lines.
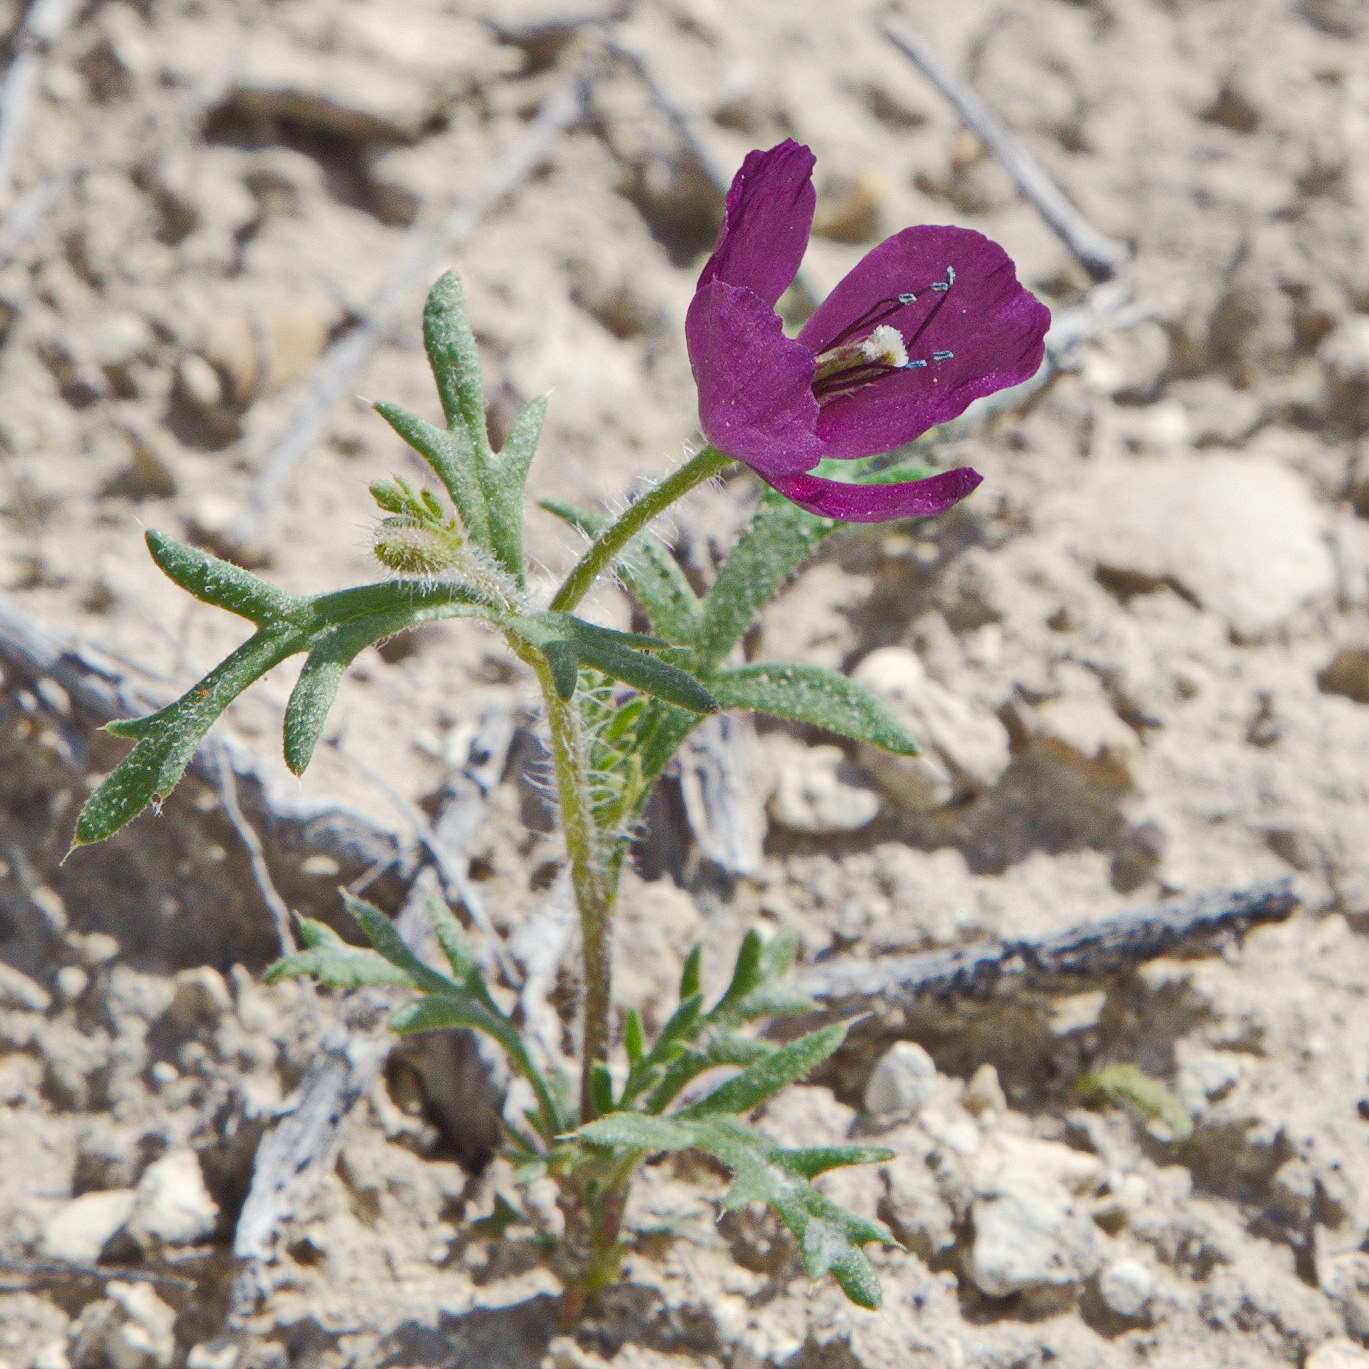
859, 324, 909, 369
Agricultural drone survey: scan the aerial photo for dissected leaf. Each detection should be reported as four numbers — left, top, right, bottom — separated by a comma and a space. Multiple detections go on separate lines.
373, 401, 490, 547
709, 662, 920, 756
146, 531, 303, 625
679, 1023, 848, 1118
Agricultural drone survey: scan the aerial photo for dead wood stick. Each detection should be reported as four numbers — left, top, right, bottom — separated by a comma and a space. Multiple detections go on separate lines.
226, 708, 516, 1321
225, 62, 593, 551
0, 0, 80, 200
794, 881, 1297, 1033
882, 14, 1130, 281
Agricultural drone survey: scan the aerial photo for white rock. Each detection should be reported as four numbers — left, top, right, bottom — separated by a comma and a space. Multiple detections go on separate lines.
1083, 457, 1334, 639
767, 743, 881, 834
864, 1042, 939, 1118
0, 960, 52, 1011
1307, 1339, 1369, 1369
1027, 695, 1141, 788
128, 1149, 218, 1247
1099, 1258, 1155, 1319
852, 647, 1011, 804
41, 1189, 137, 1264
103, 1282, 177, 1369
967, 1136, 1103, 1298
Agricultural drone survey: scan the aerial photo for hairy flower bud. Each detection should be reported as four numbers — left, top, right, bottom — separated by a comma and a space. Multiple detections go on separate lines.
373, 517, 462, 575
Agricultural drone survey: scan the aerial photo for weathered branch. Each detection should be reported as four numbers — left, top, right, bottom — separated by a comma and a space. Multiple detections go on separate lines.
794, 881, 1298, 1037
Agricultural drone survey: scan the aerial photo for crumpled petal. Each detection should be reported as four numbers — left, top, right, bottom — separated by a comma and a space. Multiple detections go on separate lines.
798, 226, 1050, 460
762, 465, 983, 522
696, 140, 816, 309
686, 279, 823, 480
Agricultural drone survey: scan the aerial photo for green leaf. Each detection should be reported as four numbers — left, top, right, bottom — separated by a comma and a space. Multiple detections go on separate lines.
543, 639, 580, 700
75, 626, 302, 844
574, 1111, 895, 1309
623, 1009, 645, 1068
342, 892, 454, 996
541, 499, 703, 645
589, 1062, 616, 1118
263, 942, 415, 990
373, 401, 490, 547
695, 489, 840, 671
781, 1145, 897, 1180
423, 272, 493, 465
146, 531, 303, 625
679, 945, 703, 1001
424, 897, 478, 980
709, 662, 920, 756
283, 609, 417, 774
678, 1022, 848, 1118
485, 395, 546, 585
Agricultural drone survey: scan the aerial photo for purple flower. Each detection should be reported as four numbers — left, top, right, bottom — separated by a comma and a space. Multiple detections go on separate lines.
686, 141, 1050, 522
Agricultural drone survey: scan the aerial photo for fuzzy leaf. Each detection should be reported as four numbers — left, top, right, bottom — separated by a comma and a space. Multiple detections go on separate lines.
373, 401, 489, 547
423, 272, 493, 464
283, 609, 417, 774
709, 662, 920, 756
679, 1022, 848, 1118
146, 531, 303, 625
264, 942, 415, 990
575, 1111, 895, 1308
541, 499, 703, 645
342, 892, 454, 996
424, 897, 478, 980
484, 395, 545, 584
695, 490, 839, 671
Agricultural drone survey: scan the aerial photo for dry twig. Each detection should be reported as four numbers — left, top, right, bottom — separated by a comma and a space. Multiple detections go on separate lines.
794, 881, 1298, 1037
882, 13, 1130, 281
0, 0, 80, 201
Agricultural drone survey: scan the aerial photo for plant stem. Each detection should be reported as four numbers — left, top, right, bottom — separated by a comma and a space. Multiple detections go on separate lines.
549, 445, 731, 614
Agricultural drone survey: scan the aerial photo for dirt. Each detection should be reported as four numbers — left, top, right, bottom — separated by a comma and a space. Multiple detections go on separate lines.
3, 0, 1369, 1366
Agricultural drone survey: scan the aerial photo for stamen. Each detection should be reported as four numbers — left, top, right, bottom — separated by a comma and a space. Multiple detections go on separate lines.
930, 267, 955, 292
932, 350, 954, 361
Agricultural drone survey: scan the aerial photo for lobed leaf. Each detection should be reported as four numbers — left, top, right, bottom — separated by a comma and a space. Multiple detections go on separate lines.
678, 1022, 848, 1119
423, 272, 493, 466
373, 401, 489, 547
709, 662, 920, 756
146, 531, 303, 625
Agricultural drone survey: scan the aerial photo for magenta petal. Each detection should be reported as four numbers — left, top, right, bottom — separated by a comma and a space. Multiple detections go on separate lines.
762, 465, 983, 523
798, 226, 1050, 460
686, 280, 823, 479
696, 140, 816, 309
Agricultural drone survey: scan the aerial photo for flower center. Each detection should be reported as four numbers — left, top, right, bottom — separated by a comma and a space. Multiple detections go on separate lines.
811, 268, 955, 403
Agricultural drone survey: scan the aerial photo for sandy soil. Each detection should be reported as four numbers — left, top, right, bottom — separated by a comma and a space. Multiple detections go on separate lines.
3, 0, 1369, 1366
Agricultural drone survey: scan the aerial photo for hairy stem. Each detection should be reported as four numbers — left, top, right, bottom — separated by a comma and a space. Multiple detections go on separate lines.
549, 445, 731, 614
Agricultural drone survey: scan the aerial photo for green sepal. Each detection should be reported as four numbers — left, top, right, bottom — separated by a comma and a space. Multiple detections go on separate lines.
144, 531, 304, 627
541, 498, 703, 645
709, 662, 920, 756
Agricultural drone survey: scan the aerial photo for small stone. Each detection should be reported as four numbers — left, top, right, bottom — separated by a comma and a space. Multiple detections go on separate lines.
1319, 640, 1369, 705
41, 1189, 137, 1264
1027, 695, 1141, 788
176, 353, 224, 412
91, 313, 153, 374
1082, 457, 1334, 640
185, 1342, 239, 1369
128, 1149, 219, 1247
1320, 1251, 1369, 1339
169, 967, 233, 1027
852, 647, 1010, 805
967, 1136, 1103, 1298
864, 1042, 939, 1118
1308, 1339, 1369, 1369
1099, 1258, 1155, 1319
104, 1281, 177, 1369
55, 965, 89, 1003
1319, 316, 1369, 425
0, 961, 52, 1011
963, 1063, 1007, 1117
768, 743, 881, 834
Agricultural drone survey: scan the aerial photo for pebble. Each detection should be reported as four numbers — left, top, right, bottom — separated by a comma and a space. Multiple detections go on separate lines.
1026, 695, 1142, 789
963, 1063, 1007, 1117
767, 743, 881, 834
864, 1042, 939, 1118
1098, 1258, 1155, 1319
128, 1148, 219, 1247
1082, 456, 1335, 640
40, 1189, 137, 1265
1308, 1339, 1369, 1369
851, 647, 1010, 806
1319, 316, 1369, 424
169, 966, 233, 1027
96, 1282, 177, 1369
966, 1136, 1103, 1299
0, 961, 52, 1012
1318, 640, 1369, 705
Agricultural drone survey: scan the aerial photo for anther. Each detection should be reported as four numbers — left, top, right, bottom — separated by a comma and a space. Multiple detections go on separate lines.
903, 359, 928, 369
930, 267, 955, 292
932, 350, 954, 362
897, 292, 918, 304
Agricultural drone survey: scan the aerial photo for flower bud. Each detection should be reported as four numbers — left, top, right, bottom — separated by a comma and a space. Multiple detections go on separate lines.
373, 517, 462, 575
